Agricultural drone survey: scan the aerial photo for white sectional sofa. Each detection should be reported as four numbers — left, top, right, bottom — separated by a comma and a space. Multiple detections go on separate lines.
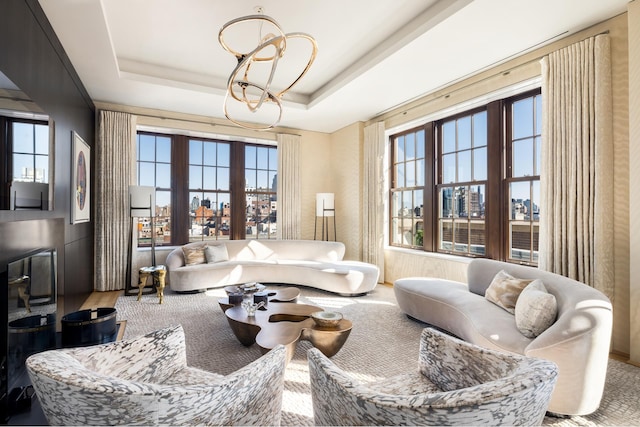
393, 258, 613, 417
165, 239, 379, 296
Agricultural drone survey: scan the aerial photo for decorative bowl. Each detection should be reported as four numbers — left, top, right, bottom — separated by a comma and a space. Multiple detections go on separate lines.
311, 311, 343, 328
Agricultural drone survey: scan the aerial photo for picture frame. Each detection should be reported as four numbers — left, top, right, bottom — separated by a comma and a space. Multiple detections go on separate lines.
71, 131, 90, 224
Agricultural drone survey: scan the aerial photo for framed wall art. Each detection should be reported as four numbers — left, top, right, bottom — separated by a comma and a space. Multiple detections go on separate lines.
71, 131, 90, 224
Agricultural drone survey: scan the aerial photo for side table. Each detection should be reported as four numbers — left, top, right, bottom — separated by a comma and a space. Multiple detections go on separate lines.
137, 265, 167, 304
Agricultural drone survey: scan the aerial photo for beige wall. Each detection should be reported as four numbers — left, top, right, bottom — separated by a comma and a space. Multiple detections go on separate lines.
628, 0, 640, 363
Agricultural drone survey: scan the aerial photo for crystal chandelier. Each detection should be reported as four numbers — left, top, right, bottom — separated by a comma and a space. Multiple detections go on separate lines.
218, 11, 317, 130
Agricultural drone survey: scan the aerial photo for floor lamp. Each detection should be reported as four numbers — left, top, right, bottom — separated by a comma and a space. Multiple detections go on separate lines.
314, 193, 336, 241
126, 185, 156, 295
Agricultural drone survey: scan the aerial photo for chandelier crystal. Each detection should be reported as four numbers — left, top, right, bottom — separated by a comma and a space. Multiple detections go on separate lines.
218, 13, 317, 130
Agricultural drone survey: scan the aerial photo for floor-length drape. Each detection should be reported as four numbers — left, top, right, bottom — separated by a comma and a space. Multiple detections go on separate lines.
276, 133, 301, 240
539, 34, 614, 299
364, 122, 385, 283
95, 111, 136, 291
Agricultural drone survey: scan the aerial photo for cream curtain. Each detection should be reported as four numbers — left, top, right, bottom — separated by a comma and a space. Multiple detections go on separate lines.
95, 111, 136, 291
539, 34, 614, 299
364, 122, 385, 283
276, 133, 301, 240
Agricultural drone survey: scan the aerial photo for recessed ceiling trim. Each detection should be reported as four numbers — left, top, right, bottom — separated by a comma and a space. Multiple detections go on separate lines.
308, 0, 473, 108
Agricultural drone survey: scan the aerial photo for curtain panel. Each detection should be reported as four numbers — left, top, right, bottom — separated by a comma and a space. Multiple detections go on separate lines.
95, 111, 136, 291
276, 133, 301, 240
364, 122, 385, 283
539, 34, 614, 300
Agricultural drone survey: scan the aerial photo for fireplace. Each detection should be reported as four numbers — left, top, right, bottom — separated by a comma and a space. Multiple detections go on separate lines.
1, 248, 57, 422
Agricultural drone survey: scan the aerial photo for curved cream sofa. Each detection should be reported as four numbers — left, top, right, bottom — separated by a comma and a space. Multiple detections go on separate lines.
393, 258, 612, 417
165, 239, 379, 296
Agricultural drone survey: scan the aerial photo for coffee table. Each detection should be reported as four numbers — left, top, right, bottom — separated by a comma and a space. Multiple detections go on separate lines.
218, 289, 352, 361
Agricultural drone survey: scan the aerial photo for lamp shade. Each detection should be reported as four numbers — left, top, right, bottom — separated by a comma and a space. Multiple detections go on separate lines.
129, 185, 155, 217
316, 193, 335, 217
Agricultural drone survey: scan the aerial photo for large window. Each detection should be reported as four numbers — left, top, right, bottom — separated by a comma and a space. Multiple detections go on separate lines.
389, 90, 541, 265
245, 145, 277, 239
135, 131, 277, 246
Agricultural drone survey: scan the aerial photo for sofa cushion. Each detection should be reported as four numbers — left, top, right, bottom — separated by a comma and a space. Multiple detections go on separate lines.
182, 244, 207, 265
205, 244, 229, 263
515, 280, 557, 338
485, 270, 532, 314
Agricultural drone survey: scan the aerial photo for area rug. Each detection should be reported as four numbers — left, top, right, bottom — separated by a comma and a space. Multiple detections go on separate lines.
115, 285, 640, 426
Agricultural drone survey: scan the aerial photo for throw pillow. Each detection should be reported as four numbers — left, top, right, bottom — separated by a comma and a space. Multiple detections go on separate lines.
205, 244, 229, 263
484, 270, 532, 314
515, 279, 558, 338
182, 245, 207, 266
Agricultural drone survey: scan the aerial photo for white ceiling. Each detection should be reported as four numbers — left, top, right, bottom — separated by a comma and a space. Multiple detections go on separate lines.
38, 0, 629, 134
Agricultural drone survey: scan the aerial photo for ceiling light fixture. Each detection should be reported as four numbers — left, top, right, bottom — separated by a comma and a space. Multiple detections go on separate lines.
218, 10, 317, 131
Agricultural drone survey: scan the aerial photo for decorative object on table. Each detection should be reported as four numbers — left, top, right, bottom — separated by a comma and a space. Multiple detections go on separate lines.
228, 291, 244, 305
253, 291, 269, 305
311, 311, 343, 328
314, 193, 336, 241
241, 300, 265, 317
218, 8, 317, 131
71, 131, 90, 224
308, 327, 558, 426
60, 307, 117, 348
26, 325, 288, 426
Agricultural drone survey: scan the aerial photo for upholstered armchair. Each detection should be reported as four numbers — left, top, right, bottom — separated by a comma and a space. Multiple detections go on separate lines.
308, 327, 558, 426
26, 324, 287, 426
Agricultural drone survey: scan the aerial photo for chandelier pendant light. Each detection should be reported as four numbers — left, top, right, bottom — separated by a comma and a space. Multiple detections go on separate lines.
218, 12, 317, 131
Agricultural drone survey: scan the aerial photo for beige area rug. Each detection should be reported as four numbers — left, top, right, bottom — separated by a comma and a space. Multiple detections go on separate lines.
115, 285, 640, 426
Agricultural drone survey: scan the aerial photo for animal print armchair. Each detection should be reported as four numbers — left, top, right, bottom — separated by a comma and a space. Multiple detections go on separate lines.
26, 324, 287, 426
308, 327, 558, 426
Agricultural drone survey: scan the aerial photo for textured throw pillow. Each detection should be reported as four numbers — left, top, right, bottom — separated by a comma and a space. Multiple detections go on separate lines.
205, 244, 229, 263
515, 279, 558, 338
182, 245, 207, 266
484, 270, 532, 314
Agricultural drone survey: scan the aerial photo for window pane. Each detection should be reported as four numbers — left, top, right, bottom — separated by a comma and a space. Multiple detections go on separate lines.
392, 218, 401, 244
189, 165, 202, 189
440, 187, 453, 218
442, 121, 455, 153
246, 169, 257, 189
156, 163, 171, 188
395, 163, 405, 187
268, 148, 277, 170
510, 222, 531, 260
257, 146, 269, 169
532, 223, 540, 262
13, 123, 33, 153
217, 167, 230, 190
473, 111, 487, 147
535, 136, 541, 176
453, 186, 468, 218
392, 192, 402, 218
156, 137, 171, 162
416, 158, 425, 186
416, 130, 425, 158
454, 221, 469, 252
257, 170, 268, 190
470, 184, 485, 218
535, 94, 542, 135
35, 125, 49, 154
189, 140, 202, 164
457, 116, 471, 150
203, 142, 217, 166
138, 134, 156, 161
268, 171, 277, 192
513, 138, 534, 177
203, 166, 216, 189
245, 145, 256, 168
439, 220, 453, 251
394, 135, 405, 162
405, 133, 415, 160
442, 153, 455, 184
218, 143, 230, 167
405, 160, 416, 187
12, 154, 32, 181
138, 162, 155, 186
35, 156, 48, 183
402, 191, 412, 217
458, 151, 471, 183
414, 189, 423, 218
470, 221, 485, 255
473, 147, 487, 181
513, 97, 534, 139
510, 181, 530, 220
532, 180, 540, 220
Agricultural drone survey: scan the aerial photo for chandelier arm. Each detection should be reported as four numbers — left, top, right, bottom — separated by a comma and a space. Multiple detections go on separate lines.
274, 32, 318, 98
223, 84, 283, 131
218, 14, 286, 60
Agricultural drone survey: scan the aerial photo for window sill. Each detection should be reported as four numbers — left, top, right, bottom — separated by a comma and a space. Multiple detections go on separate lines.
384, 246, 474, 265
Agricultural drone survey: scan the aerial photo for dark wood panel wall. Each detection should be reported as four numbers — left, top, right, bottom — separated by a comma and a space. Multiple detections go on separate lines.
0, 0, 96, 313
